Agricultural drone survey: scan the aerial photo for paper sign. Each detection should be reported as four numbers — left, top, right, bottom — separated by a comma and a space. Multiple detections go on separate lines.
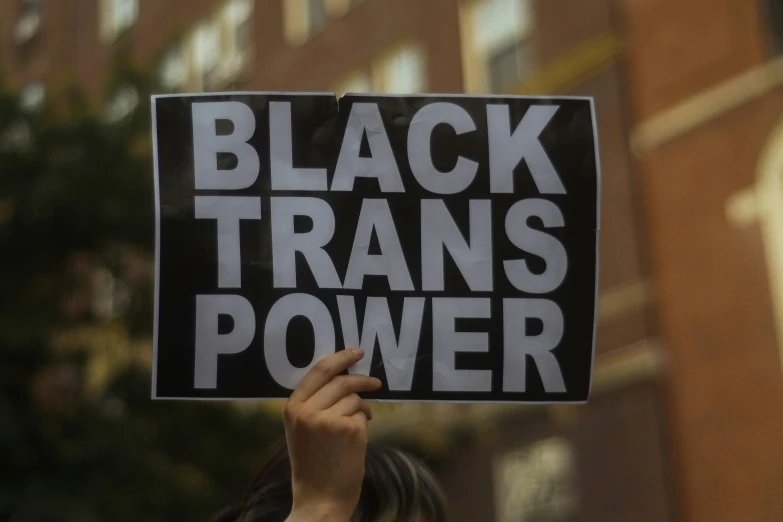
151, 92, 600, 403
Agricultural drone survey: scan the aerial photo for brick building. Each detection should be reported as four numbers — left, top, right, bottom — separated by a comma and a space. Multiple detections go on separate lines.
3, 0, 783, 521
619, 0, 783, 521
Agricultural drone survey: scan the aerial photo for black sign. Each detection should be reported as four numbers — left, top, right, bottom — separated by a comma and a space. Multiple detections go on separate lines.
151, 92, 600, 403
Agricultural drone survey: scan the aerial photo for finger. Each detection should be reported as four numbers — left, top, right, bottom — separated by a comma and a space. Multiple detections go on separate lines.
327, 393, 373, 420
307, 374, 382, 410
350, 411, 368, 430
290, 349, 365, 403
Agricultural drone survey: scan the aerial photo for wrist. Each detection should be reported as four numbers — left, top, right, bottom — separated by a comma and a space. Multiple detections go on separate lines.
286, 501, 353, 522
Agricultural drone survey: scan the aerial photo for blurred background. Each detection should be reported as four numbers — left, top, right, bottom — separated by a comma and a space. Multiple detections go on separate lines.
2, 0, 783, 520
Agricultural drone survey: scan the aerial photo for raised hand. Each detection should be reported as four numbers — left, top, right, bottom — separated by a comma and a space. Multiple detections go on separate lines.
283, 349, 382, 522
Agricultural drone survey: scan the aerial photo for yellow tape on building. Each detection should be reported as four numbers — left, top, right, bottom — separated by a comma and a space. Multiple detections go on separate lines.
505, 32, 623, 96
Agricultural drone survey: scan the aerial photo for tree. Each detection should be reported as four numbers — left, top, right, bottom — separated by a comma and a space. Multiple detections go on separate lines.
0, 56, 282, 521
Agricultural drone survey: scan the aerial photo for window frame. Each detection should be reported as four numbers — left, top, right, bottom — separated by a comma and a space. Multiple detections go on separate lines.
14, 0, 43, 44
191, 21, 221, 75
373, 42, 428, 94
334, 41, 428, 95
159, 43, 188, 91
458, 0, 536, 94
99, 0, 139, 42
283, 0, 367, 46
335, 69, 374, 96
753, 117, 783, 385
158, 0, 254, 92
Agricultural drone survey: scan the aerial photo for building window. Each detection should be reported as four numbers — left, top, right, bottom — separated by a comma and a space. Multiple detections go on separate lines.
307, 0, 328, 34
104, 86, 139, 124
159, 44, 187, 91
461, 0, 535, 93
159, 0, 253, 92
336, 43, 428, 95
100, 0, 139, 42
14, 0, 43, 44
336, 71, 373, 95
376, 44, 428, 94
19, 82, 45, 113
200, 0, 254, 91
223, 0, 254, 53
284, 0, 322, 45
493, 437, 578, 522
753, 119, 783, 384
284, 0, 361, 45
765, 0, 783, 56
219, 0, 254, 83
192, 21, 221, 86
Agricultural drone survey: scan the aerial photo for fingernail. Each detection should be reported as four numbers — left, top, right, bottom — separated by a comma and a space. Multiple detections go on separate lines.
351, 348, 364, 357
372, 378, 382, 387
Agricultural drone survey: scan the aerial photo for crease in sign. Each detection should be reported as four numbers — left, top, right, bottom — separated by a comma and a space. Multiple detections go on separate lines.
377, 354, 430, 371
338, 296, 423, 391
332, 100, 405, 193
431, 359, 491, 392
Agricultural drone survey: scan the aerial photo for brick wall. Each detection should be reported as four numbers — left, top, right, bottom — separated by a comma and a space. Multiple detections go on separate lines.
621, 0, 783, 519
619, 0, 768, 120
638, 89, 783, 522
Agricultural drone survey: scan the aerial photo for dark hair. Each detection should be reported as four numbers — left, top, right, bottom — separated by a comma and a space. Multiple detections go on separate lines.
214, 437, 448, 522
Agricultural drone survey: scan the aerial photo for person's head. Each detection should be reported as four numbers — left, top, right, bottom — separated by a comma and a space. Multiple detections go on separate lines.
214, 437, 448, 522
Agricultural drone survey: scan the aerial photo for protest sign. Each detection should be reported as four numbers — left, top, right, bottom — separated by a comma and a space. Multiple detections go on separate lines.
151, 92, 600, 403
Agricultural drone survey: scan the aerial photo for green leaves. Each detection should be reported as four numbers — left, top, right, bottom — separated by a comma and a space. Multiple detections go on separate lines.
0, 55, 281, 521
